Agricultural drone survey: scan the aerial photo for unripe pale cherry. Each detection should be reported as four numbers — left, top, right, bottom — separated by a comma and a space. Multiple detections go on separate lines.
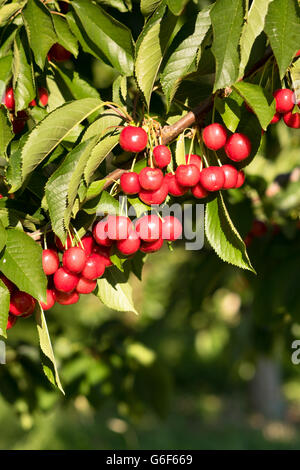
153, 145, 171, 168
139, 180, 168, 205
270, 112, 281, 124
76, 277, 97, 294
224, 133, 251, 162
93, 219, 113, 247
202, 123, 227, 150
235, 170, 245, 188
191, 183, 208, 199
7, 313, 17, 330
221, 164, 238, 189
4, 87, 15, 110
135, 214, 162, 242
283, 111, 300, 128
273, 89, 295, 113
106, 215, 133, 240
139, 167, 164, 191
53, 267, 79, 293
54, 289, 79, 305
175, 164, 200, 187
140, 238, 163, 253
185, 154, 202, 169
42, 249, 60, 275
199, 166, 225, 191
40, 289, 56, 311
120, 172, 141, 194
82, 254, 105, 280
62, 246, 87, 274
165, 173, 187, 196
119, 126, 148, 153
10, 291, 36, 317
162, 216, 182, 241
116, 230, 140, 255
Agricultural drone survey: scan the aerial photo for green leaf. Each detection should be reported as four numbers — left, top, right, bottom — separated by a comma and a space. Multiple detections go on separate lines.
96, 0, 132, 13
0, 1, 26, 26
0, 106, 13, 156
264, 0, 300, 79
135, 2, 175, 108
215, 92, 243, 132
0, 219, 7, 253
0, 228, 47, 302
0, 280, 10, 339
161, 7, 211, 107
205, 193, 255, 272
127, 197, 150, 218
85, 179, 107, 202
140, 0, 161, 16
52, 14, 78, 57
233, 81, 276, 130
235, 109, 262, 168
11, 98, 103, 190
239, 0, 273, 77
175, 132, 185, 165
167, 0, 188, 15
291, 58, 300, 104
210, 0, 244, 91
96, 266, 138, 314
13, 29, 35, 113
83, 110, 124, 184
35, 302, 64, 394
0, 54, 13, 100
72, 0, 134, 75
45, 137, 97, 243
83, 190, 120, 215
22, 0, 57, 69
53, 64, 100, 101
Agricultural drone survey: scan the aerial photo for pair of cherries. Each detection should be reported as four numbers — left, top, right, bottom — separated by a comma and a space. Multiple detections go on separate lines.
271, 88, 300, 129
0, 273, 37, 331
202, 123, 251, 161
93, 214, 182, 256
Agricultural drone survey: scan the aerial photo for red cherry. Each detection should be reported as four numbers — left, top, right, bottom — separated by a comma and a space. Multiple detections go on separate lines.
119, 126, 148, 153
224, 133, 251, 162
175, 164, 200, 187
40, 289, 56, 311
120, 172, 141, 194
162, 216, 182, 241
199, 166, 225, 191
139, 180, 168, 205
76, 277, 97, 294
4, 87, 15, 110
29, 99, 37, 107
12, 118, 26, 134
296, 50, 300, 57
244, 234, 253, 247
106, 215, 133, 240
250, 220, 268, 237
283, 111, 300, 128
185, 154, 202, 169
54, 234, 74, 251
135, 214, 162, 242
42, 249, 59, 275
235, 170, 245, 188
93, 219, 113, 247
54, 289, 79, 305
0, 273, 15, 294
221, 164, 238, 189
92, 245, 113, 267
48, 43, 71, 62
7, 313, 17, 330
140, 238, 163, 253
81, 234, 95, 256
270, 112, 281, 124
38, 87, 49, 106
139, 167, 164, 191
165, 173, 187, 196
273, 89, 295, 113
53, 267, 79, 293
10, 291, 36, 317
62, 246, 87, 274
82, 254, 105, 280
117, 230, 140, 255
153, 145, 171, 168
202, 123, 227, 150
191, 183, 208, 199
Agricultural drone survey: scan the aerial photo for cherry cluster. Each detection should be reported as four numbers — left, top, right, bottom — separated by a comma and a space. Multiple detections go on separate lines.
271, 88, 300, 129
118, 125, 246, 204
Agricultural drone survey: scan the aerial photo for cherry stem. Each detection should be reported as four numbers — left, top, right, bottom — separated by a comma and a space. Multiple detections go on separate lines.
130, 154, 137, 172
73, 226, 84, 250
187, 129, 196, 165
67, 227, 74, 248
